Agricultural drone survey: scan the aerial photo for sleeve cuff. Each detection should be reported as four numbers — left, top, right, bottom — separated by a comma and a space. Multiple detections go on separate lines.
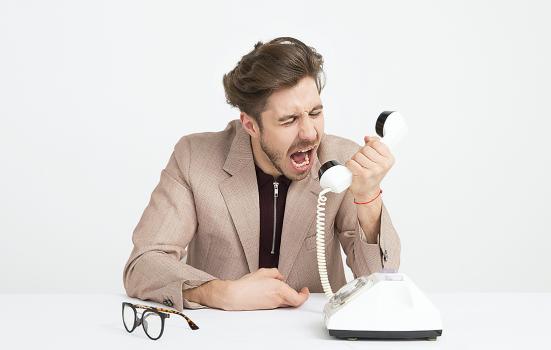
358, 224, 380, 245
164, 277, 217, 311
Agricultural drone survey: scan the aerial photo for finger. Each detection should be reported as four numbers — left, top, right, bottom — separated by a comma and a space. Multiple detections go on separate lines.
365, 135, 392, 158
364, 135, 381, 144
345, 159, 367, 176
295, 287, 310, 305
367, 141, 394, 168
256, 268, 285, 281
295, 287, 310, 304
360, 144, 386, 164
271, 268, 285, 280
279, 284, 309, 307
352, 151, 377, 169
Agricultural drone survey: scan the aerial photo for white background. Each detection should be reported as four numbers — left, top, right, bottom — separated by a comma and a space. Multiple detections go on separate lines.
1, 0, 549, 294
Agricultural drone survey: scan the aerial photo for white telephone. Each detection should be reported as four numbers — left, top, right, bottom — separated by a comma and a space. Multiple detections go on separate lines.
316, 111, 443, 340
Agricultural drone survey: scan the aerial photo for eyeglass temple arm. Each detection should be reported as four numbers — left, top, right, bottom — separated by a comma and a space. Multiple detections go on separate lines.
133, 303, 199, 330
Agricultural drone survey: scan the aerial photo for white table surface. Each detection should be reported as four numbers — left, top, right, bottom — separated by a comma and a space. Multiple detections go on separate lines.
1, 292, 550, 349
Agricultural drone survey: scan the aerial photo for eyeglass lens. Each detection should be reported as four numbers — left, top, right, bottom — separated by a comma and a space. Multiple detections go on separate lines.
142, 311, 163, 339
122, 303, 136, 332
123, 303, 164, 340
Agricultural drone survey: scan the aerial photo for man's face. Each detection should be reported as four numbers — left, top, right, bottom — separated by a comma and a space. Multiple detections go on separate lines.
257, 76, 324, 181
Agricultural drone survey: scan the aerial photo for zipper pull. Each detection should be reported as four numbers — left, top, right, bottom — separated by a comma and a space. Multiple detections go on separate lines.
271, 180, 279, 255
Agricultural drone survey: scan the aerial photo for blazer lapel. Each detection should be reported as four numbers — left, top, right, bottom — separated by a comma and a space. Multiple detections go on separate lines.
219, 122, 259, 273
278, 156, 322, 279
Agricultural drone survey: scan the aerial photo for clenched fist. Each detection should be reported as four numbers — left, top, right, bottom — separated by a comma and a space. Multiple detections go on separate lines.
345, 135, 394, 201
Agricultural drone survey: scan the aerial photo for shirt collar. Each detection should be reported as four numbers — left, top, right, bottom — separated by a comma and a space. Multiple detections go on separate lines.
254, 163, 292, 188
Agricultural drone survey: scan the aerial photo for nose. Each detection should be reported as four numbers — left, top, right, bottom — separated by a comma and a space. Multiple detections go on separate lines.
298, 112, 317, 142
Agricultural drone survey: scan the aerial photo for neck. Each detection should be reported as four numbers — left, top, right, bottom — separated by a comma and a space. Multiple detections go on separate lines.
250, 136, 281, 177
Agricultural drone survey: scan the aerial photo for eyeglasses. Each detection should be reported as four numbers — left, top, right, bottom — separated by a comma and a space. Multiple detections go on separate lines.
122, 302, 199, 340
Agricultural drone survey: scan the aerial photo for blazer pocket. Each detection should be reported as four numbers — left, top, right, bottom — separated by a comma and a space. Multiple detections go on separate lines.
304, 224, 335, 251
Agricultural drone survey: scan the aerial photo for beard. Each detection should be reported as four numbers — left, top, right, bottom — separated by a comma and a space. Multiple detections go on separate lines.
259, 133, 312, 182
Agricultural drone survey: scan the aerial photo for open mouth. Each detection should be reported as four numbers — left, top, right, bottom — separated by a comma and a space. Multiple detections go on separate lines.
289, 146, 316, 171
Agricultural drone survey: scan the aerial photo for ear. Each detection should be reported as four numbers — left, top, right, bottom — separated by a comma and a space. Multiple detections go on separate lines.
240, 112, 261, 139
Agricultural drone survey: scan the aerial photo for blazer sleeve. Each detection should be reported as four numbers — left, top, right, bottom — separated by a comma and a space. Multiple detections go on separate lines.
123, 137, 217, 311
334, 189, 401, 278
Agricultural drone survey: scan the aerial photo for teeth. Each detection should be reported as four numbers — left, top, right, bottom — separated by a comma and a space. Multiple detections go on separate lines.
291, 152, 310, 168
296, 146, 314, 153
290, 146, 314, 169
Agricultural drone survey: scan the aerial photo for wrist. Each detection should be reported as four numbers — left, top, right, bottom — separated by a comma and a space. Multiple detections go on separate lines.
354, 187, 382, 203
208, 279, 232, 309
183, 279, 230, 309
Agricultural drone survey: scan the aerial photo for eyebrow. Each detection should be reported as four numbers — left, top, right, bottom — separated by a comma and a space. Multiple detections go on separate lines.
277, 104, 323, 122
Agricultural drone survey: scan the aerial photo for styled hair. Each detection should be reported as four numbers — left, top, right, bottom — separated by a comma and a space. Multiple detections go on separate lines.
222, 37, 325, 127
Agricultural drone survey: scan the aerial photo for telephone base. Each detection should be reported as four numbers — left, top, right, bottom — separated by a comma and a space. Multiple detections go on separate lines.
329, 329, 443, 340
323, 273, 443, 341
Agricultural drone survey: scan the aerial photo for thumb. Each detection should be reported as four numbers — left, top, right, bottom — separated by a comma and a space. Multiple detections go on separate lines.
257, 268, 285, 280
365, 135, 381, 145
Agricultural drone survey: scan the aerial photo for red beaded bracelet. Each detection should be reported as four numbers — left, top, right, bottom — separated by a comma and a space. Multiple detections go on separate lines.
353, 189, 383, 205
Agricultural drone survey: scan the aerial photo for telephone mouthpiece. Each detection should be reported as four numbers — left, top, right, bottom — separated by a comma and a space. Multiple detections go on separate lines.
318, 161, 352, 194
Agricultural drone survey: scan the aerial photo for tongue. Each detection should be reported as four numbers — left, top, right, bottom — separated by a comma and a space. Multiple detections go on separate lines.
291, 151, 306, 163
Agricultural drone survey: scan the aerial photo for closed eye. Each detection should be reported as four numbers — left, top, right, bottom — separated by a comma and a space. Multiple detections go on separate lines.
282, 110, 322, 126
282, 116, 297, 125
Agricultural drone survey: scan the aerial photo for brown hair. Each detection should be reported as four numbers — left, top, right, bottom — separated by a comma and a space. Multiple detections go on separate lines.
222, 37, 325, 127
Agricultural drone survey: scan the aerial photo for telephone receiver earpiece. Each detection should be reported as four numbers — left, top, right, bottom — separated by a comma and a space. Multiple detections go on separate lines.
318, 111, 408, 193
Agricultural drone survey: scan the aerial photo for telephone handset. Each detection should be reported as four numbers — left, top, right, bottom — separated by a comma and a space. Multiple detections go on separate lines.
316, 111, 408, 297
316, 112, 443, 340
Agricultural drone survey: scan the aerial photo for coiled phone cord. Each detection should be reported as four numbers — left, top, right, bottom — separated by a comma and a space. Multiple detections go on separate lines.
316, 188, 335, 298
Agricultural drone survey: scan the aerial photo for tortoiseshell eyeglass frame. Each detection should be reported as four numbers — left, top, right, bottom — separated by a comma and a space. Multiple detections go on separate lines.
122, 302, 199, 340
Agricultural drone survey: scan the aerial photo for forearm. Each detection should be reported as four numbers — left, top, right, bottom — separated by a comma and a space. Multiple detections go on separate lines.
355, 190, 383, 244
338, 188, 400, 277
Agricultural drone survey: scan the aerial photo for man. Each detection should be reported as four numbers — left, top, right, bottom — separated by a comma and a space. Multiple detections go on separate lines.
123, 37, 400, 311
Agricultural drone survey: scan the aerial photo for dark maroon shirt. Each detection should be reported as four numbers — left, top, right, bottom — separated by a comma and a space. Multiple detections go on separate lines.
255, 163, 292, 268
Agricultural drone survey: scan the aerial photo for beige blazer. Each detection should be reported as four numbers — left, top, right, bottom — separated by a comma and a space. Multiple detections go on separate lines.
123, 120, 401, 310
